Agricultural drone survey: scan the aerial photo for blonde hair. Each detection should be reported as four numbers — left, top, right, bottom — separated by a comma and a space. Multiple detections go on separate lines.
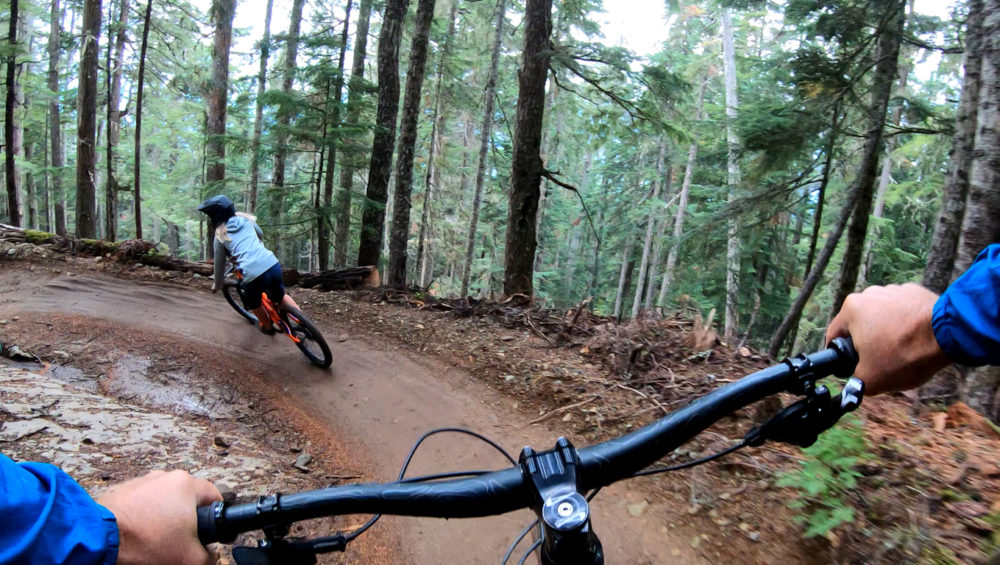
214, 212, 257, 243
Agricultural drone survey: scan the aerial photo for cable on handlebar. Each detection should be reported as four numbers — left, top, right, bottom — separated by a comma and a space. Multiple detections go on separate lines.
398, 427, 518, 472
630, 440, 748, 478
518, 538, 544, 565
502, 520, 541, 565
340, 427, 521, 544
397, 470, 492, 482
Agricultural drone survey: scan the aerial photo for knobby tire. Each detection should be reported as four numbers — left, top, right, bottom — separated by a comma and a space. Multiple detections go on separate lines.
223, 283, 258, 325
281, 305, 333, 369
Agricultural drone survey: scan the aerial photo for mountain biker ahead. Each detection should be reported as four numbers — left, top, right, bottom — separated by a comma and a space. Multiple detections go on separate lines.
198, 194, 300, 334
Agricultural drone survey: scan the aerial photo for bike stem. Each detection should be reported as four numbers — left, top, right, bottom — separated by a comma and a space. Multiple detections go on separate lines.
520, 438, 604, 565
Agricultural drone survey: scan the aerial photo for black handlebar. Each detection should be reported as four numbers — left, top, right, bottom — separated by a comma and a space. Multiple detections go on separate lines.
198, 337, 859, 546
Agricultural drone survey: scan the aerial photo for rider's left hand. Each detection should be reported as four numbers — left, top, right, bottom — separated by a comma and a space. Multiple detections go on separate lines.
97, 470, 222, 565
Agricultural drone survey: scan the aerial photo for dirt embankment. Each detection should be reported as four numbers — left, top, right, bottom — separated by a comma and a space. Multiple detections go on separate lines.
3, 241, 1000, 564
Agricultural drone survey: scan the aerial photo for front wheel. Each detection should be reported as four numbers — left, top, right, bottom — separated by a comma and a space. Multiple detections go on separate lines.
223, 282, 258, 325
281, 306, 332, 369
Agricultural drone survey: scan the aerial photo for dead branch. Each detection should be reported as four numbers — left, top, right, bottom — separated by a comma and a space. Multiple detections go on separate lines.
527, 395, 600, 426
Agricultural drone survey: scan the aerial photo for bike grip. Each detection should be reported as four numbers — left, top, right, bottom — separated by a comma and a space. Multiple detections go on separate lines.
827, 336, 859, 377
197, 502, 228, 545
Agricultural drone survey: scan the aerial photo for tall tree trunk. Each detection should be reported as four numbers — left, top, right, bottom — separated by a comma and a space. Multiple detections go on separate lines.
957, 0, 1000, 419
16, 14, 33, 227
922, 0, 988, 293
104, 6, 113, 236
565, 152, 592, 293
25, 143, 36, 228
659, 75, 707, 307
103, 0, 127, 241
317, 0, 351, 272
722, 7, 742, 342
589, 177, 609, 299
42, 116, 51, 231
62, 5, 78, 232
804, 101, 842, 278
923, 0, 985, 292
417, 0, 459, 289
861, 12, 913, 287
859, 147, 893, 285
75, 0, 102, 238
644, 159, 672, 311
166, 222, 180, 254
205, 0, 235, 209
613, 232, 635, 319
272, 0, 305, 263
357, 0, 409, 268
769, 185, 862, 357
503, 0, 552, 298
458, 116, 473, 199
313, 85, 329, 265
133, 0, 152, 239
782, 101, 843, 356
461, 0, 506, 297
248, 0, 274, 214
771, 1, 904, 358
631, 143, 666, 319
387, 0, 436, 288
48, 0, 66, 235
334, 0, 372, 267
831, 0, 906, 313
6, 0, 23, 226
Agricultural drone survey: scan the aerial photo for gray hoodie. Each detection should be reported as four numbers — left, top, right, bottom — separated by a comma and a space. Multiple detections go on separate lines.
212, 215, 279, 289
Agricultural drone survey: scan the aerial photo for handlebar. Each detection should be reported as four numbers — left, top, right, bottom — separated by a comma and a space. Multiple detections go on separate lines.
198, 337, 860, 547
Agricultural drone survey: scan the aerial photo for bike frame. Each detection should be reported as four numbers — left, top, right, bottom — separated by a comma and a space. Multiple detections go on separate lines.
198, 338, 862, 565
230, 270, 301, 344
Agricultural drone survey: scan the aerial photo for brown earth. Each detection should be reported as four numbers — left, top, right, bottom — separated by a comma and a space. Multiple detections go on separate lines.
2, 243, 1000, 564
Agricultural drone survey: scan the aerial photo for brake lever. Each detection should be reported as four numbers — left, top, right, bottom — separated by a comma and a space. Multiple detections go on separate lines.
745, 376, 865, 448
231, 533, 347, 565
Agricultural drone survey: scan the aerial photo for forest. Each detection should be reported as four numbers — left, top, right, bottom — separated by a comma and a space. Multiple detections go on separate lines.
2, 0, 1000, 416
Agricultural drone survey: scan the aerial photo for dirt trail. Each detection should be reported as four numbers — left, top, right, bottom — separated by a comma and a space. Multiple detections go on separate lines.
1, 268, 703, 564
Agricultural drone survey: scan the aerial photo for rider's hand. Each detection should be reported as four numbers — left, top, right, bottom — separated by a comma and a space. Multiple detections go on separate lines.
826, 283, 951, 396
97, 470, 222, 565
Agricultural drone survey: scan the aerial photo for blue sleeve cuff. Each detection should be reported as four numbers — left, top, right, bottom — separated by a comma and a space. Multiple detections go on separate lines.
933, 292, 973, 365
97, 503, 121, 565
0, 456, 120, 565
932, 244, 1000, 366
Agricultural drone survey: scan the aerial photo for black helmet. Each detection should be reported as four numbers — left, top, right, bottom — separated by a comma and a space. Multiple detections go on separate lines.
198, 194, 236, 227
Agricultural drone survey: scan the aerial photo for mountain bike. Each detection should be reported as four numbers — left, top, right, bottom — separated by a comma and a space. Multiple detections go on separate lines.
221, 267, 333, 369
198, 338, 863, 564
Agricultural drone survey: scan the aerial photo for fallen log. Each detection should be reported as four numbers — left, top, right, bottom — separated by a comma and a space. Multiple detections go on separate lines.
298, 266, 380, 290
2, 224, 380, 286
1, 224, 213, 276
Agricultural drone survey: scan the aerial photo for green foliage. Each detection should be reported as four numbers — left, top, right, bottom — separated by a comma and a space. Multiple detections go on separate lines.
1, 0, 967, 347
777, 415, 868, 539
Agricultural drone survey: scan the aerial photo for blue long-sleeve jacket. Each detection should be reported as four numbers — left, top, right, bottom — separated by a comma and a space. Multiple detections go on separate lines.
933, 243, 1000, 366
0, 454, 118, 564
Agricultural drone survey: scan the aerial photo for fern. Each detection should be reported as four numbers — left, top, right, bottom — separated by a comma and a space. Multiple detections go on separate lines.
777, 414, 868, 539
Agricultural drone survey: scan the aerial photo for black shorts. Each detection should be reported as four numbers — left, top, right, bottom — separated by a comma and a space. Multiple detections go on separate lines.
241, 262, 285, 309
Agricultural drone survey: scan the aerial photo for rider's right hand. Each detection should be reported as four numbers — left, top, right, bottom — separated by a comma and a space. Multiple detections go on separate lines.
97, 470, 222, 565
826, 283, 951, 396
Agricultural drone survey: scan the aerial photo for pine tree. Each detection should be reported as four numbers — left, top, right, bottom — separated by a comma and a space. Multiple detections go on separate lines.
503, 0, 553, 298
75, 0, 103, 238
357, 0, 410, 268
388, 0, 436, 287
